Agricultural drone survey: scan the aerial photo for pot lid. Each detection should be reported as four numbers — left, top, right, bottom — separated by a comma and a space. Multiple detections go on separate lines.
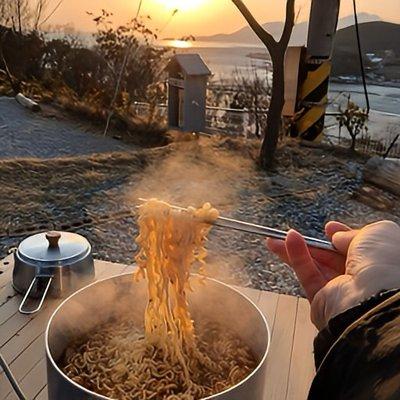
18, 231, 91, 265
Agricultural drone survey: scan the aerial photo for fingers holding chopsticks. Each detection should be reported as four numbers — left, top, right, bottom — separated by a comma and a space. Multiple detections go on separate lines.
266, 222, 357, 302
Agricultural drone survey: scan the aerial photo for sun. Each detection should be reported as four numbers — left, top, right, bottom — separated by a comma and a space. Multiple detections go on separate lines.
155, 0, 205, 11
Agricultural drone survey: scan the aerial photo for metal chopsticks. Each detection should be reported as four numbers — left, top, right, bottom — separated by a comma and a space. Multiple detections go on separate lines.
137, 199, 337, 252
212, 216, 336, 252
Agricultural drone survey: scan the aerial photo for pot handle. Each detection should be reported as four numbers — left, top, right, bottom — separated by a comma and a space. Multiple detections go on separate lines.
19, 275, 53, 315
0, 353, 28, 400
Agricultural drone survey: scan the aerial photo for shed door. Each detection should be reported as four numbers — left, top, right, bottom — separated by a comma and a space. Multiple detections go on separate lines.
178, 88, 184, 129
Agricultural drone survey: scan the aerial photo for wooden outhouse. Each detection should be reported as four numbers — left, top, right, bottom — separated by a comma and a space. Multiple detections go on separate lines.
166, 54, 211, 132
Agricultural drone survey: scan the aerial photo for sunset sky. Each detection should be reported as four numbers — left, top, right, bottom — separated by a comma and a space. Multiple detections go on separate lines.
48, 0, 400, 37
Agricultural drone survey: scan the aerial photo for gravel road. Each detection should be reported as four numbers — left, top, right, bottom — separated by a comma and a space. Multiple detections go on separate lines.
0, 97, 130, 158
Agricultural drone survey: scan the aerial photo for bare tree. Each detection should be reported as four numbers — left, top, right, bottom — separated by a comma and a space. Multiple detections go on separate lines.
33, 0, 49, 30
232, 0, 295, 169
0, 0, 61, 32
0, 0, 25, 31
0, 1, 12, 27
14, 0, 31, 32
16, 0, 23, 32
36, 0, 64, 29
231, 67, 271, 138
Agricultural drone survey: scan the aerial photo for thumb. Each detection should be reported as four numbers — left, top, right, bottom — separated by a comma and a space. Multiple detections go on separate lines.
332, 229, 359, 255
325, 221, 351, 239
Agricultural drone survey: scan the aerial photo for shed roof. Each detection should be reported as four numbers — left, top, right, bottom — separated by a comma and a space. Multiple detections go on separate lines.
166, 54, 212, 76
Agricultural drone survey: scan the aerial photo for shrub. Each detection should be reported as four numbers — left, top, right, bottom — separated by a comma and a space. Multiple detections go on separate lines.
0, 10, 169, 116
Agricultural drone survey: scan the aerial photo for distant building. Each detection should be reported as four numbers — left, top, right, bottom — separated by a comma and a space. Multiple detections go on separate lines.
366, 53, 383, 63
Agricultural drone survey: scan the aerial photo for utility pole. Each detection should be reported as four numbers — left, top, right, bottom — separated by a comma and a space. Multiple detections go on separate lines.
307, 0, 341, 60
286, 0, 341, 141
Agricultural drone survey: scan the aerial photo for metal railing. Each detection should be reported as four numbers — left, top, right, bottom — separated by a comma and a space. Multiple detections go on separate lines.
131, 101, 257, 136
131, 101, 400, 158
324, 131, 400, 159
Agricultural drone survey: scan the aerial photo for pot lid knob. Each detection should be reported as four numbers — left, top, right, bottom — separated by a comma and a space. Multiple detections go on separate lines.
46, 231, 61, 248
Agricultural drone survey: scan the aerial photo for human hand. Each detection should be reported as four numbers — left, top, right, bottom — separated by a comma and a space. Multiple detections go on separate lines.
267, 221, 400, 330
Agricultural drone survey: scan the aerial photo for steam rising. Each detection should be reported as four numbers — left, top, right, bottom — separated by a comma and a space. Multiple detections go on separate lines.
126, 137, 255, 286
127, 138, 253, 209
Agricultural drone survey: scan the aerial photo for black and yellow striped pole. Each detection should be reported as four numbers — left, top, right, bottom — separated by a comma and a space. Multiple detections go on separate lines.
287, 0, 340, 141
295, 60, 332, 141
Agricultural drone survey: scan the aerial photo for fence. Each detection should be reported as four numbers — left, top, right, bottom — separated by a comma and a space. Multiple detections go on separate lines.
205, 106, 253, 136
131, 101, 256, 136
131, 101, 400, 159
324, 131, 400, 159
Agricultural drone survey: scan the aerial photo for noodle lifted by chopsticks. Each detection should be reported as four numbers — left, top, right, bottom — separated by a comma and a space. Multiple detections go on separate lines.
62, 199, 256, 400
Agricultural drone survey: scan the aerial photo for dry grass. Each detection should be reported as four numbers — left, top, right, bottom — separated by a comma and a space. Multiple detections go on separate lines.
0, 146, 171, 233
0, 134, 374, 239
0, 136, 255, 236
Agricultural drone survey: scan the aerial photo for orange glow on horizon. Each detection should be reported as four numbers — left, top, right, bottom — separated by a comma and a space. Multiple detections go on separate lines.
165, 39, 193, 48
45, 0, 400, 38
154, 0, 206, 12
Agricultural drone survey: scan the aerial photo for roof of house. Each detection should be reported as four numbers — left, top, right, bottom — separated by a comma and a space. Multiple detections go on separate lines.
166, 54, 212, 76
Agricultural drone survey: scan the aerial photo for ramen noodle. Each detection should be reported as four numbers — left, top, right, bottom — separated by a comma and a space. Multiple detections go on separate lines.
62, 199, 257, 399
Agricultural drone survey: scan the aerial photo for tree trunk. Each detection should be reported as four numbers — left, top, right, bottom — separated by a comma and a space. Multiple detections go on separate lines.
230, 0, 295, 169
349, 132, 357, 152
254, 94, 260, 137
260, 52, 285, 169
17, 0, 22, 33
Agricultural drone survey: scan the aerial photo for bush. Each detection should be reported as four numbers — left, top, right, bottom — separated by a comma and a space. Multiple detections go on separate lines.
0, 26, 44, 79
0, 10, 169, 118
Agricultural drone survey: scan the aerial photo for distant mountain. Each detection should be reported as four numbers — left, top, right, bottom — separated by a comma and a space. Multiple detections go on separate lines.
334, 21, 400, 55
198, 13, 381, 46
332, 21, 400, 79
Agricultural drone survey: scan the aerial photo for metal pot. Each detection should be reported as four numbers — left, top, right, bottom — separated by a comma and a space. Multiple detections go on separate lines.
45, 273, 270, 400
13, 231, 95, 314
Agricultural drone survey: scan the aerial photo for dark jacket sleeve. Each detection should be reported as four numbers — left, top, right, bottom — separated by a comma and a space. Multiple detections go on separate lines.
308, 289, 400, 400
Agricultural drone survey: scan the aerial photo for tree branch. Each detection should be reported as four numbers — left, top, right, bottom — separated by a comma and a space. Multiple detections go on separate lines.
279, 0, 295, 46
39, 0, 64, 28
231, 0, 276, 51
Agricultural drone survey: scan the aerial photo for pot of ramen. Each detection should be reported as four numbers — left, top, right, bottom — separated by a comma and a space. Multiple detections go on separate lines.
45, 273, 270, 400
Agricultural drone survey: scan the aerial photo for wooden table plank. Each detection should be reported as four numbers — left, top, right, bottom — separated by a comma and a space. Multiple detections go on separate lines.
34, 386, 48, 400
0, 287, 18, 310
286, 298, 317, 400
1, 301, 57, 364
0, 257, 18, 321
234, 285, 262, 305
0, 256, 13, 290
0, 260, 130, 400
0, 297, 21, 326
263, 294, 299, 400
0, 308, 40, 348
0, 334, 45, 398
0, 259, 317, 400
0, 260, 128, 354
5, 358, 47, 400
258, 290, 279, 329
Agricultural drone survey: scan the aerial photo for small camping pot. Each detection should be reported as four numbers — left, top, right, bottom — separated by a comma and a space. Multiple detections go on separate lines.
13, 231, 95, 315
45, 274, 270, 400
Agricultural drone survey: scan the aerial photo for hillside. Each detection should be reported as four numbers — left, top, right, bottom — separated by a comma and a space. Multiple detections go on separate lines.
334, 21, 400, 55
199, 16, 400, 82
332, 21, 400, 80
198, 13, 381, 46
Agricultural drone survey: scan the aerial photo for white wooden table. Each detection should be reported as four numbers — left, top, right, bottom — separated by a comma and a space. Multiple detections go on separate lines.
0, 256, 317, 400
